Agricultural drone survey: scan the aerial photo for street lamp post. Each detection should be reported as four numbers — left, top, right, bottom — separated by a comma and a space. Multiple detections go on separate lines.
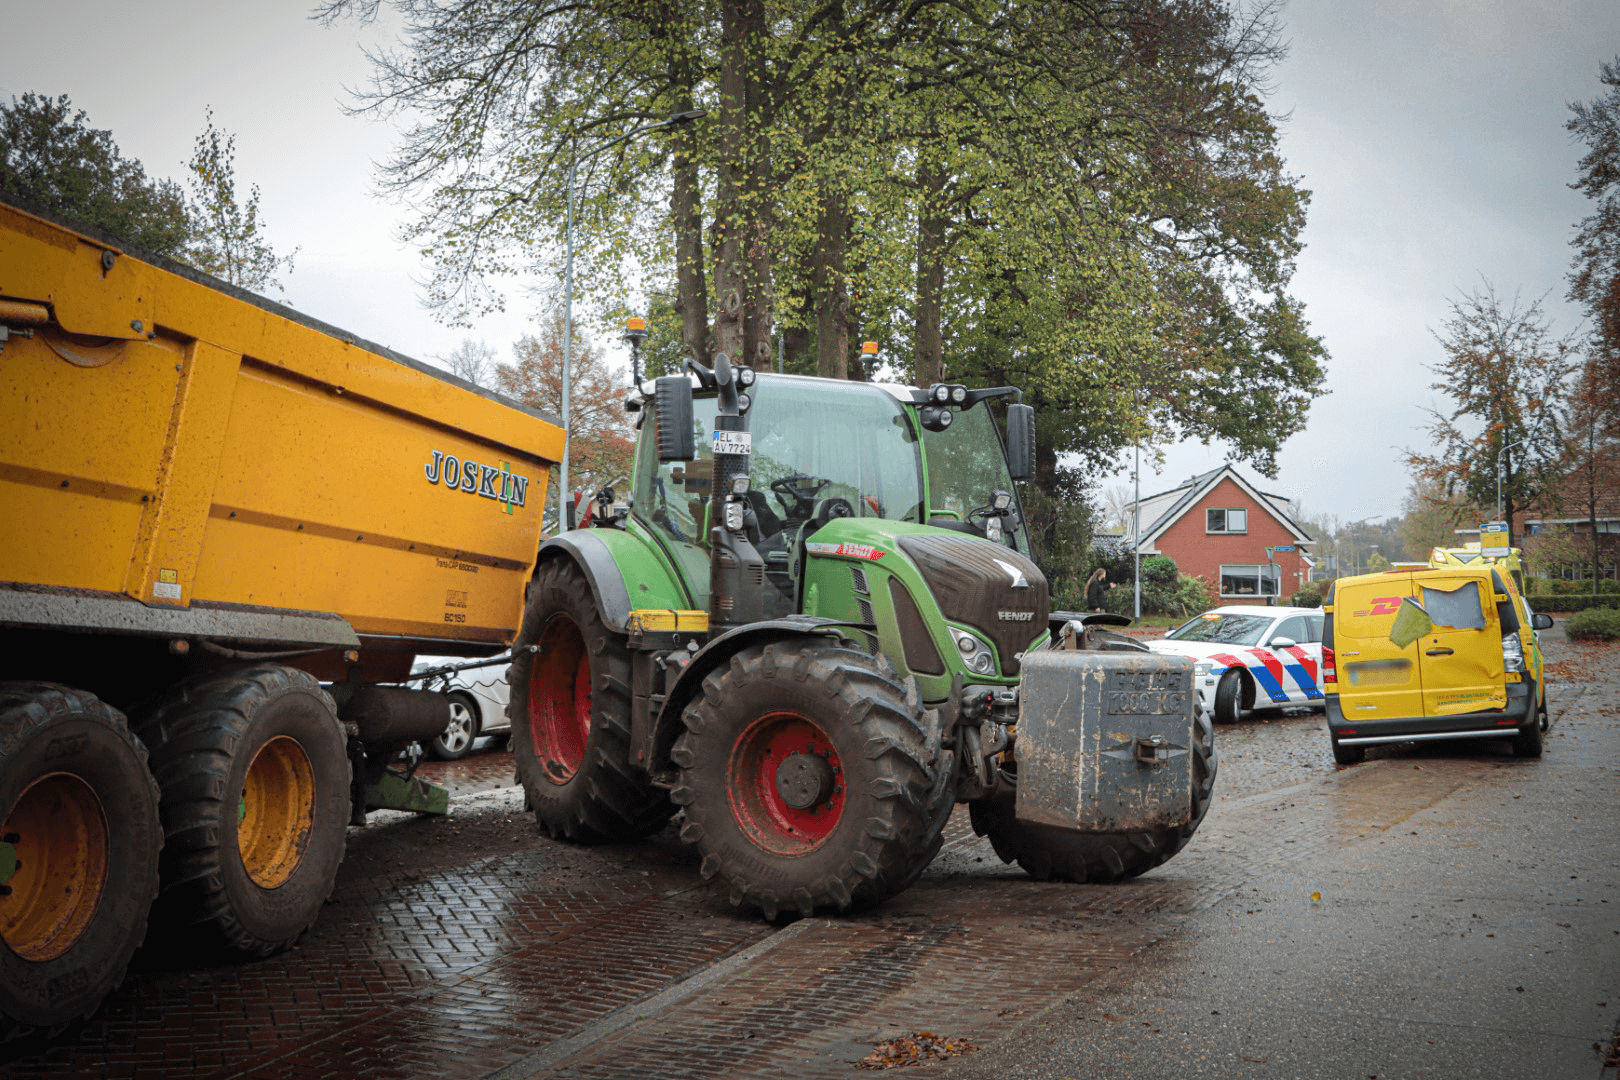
558, 109, 705, 530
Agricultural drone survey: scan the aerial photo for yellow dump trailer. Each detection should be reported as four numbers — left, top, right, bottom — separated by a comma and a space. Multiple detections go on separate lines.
0, 202, 564, 1038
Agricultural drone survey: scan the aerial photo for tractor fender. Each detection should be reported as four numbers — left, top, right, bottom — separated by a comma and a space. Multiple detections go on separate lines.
649, 616, 857, 775
537, 530, 689, 634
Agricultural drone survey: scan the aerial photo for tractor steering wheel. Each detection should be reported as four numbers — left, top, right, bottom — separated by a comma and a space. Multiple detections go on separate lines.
771, 474, 830, 519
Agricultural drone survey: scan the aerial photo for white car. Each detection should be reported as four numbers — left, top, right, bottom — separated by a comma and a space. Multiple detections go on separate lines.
410, 656, 513, 760
1145, 606, 1326, 724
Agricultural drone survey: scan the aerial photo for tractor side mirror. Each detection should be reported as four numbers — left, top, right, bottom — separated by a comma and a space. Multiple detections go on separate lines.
655, 375, 695, 461
1005, 403, 1035, 481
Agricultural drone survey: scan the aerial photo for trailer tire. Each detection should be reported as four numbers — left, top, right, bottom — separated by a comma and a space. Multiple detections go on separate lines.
970, 699, 1217, 883
0, 683, 161, 1042
137, 664, 349, 958
670, 640, 951, 920
509, 559, 675, 842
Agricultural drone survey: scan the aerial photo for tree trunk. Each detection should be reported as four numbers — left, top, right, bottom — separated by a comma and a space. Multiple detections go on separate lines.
813, 185, 850, 379
711, 0, 772, 369
914, 158, 947, 387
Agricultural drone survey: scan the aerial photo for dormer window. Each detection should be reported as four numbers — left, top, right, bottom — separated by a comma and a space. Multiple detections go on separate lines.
1207, 508, 1247, 534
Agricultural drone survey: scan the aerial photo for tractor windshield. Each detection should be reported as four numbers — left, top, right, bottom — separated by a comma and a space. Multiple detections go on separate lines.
920, 402, 1029, 553
631, 377, 924, 601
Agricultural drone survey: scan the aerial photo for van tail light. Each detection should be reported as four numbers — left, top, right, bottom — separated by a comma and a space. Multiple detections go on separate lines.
1322, 646, 1336, 687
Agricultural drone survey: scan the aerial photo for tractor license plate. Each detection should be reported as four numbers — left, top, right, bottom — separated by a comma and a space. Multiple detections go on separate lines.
711, 430, 752, 455
1014, 650, 1196, 832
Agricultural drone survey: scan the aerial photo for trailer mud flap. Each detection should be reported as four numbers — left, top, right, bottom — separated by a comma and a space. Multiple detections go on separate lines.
1014, 650, 1196, 832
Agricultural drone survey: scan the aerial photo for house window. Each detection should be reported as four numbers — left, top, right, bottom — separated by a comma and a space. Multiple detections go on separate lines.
1220, 564, 1279, 597
1207, 508, 1247, 534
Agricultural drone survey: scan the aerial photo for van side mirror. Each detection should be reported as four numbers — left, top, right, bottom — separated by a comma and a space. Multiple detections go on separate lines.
655, 375, 695, 461
1005, 403, 1035, 481
1532, 613, 1554, 631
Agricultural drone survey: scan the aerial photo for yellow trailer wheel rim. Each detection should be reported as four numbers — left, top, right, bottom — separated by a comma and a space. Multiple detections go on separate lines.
0, 773, 110, 961
238, 736, 316, 889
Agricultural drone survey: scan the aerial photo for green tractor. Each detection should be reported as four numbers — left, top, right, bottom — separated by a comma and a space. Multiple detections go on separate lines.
508, 356, 1215, 918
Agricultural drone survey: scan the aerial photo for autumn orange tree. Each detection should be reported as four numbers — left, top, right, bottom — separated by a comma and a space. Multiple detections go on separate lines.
1406, 283, 1578, 548
493, 315, 636, 524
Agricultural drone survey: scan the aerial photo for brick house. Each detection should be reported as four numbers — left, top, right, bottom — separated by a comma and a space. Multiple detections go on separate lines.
1117, 465, 1316, 604
1522, 447, 1620, 580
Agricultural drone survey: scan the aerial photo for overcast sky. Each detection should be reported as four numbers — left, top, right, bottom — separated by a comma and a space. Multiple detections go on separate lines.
5, 2, 1617, 530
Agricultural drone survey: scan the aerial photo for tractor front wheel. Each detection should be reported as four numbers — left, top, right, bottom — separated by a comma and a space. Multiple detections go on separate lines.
137, 664, 350, 957
970, 699, 1217, 883
508, 558, 675, 842
0, 684, 161, 1041
670, 640, 952, 920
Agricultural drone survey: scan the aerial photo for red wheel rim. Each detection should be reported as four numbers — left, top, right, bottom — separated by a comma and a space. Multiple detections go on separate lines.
727, 711, 845, 856
529, 614, 591, 783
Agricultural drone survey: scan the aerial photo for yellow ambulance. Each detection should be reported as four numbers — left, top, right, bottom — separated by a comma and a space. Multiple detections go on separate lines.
1323, 565, 1552, 765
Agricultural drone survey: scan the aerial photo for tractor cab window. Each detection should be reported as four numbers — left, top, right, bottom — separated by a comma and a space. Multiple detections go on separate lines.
634, 393, 721, 590
920, 402, 1029, 553
746, 378, 924, 556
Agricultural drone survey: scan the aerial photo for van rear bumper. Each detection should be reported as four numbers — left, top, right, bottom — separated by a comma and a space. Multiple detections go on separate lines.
1325, 682, 1533, 746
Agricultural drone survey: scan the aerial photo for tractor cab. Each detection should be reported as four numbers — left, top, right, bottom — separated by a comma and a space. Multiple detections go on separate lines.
628, 371, 1032, 620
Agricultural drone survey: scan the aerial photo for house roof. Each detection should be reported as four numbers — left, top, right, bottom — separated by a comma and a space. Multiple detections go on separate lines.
1120, 465, 1315, 551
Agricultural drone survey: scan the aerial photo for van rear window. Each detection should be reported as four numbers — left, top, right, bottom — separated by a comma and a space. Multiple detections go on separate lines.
1421, 581, 1485, 630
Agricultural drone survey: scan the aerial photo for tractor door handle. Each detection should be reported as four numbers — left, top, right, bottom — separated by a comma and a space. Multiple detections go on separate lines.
1424, 647, 1454, 657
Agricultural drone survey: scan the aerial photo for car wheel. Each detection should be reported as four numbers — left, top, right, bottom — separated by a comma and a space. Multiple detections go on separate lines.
429, 691, 480, 761
1331, 736, 1365, 766
1213, 670, 1243, 724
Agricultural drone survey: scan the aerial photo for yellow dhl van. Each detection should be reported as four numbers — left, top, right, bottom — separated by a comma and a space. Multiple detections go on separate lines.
1322, 565, 1553, 765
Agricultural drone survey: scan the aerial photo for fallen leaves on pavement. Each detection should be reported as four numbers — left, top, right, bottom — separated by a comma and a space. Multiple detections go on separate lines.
856, 1031, 979, 1069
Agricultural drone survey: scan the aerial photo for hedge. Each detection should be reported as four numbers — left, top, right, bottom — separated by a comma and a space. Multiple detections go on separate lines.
1526, 595, 1620, 614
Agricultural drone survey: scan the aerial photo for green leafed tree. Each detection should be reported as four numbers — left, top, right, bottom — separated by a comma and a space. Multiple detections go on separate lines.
319, 0, 1326, 586
1406, 283, 1579, 548
183, 108, 296, 294
0, 92, 191, 255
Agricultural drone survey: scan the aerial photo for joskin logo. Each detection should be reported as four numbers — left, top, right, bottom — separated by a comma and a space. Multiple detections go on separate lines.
425, 451, 530, 514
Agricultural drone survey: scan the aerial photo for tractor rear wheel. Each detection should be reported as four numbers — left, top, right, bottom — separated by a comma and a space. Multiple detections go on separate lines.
0, 683, 162, 1041
508, 559, 675, 842
970, 699, 1217, 883
670, 640, 952, 920
137, 664, 350, 957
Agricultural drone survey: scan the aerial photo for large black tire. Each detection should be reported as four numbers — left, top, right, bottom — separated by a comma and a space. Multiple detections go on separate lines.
429, 690, 480, 761
0, 683, 162, 1041
1213, 670, 1243, 724
136, 664, 350, 958
508, 559, 675, 842
970, 700, 1217, 883
670, 640, 953, 920
1331, 736, 1366, 766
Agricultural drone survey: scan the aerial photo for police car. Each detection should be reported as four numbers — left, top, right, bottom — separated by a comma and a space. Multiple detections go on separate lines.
1146, 605, 1326, 724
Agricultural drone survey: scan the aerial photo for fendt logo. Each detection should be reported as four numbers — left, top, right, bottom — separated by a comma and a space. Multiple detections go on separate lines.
425, 451, 530, 514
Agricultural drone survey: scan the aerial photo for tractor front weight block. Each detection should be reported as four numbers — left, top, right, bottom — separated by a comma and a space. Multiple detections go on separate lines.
1014, 650, 1197, 833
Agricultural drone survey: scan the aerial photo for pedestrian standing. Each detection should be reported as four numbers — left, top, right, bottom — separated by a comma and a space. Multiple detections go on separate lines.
1085, 567, 1114, 612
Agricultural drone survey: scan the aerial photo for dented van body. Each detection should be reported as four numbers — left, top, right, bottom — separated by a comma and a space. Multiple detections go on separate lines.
1322, 566, 1553, 765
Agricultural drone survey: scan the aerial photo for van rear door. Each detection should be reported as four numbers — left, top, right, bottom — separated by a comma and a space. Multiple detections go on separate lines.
1414, 573, 1505, 716
1332, 576, 1423, 719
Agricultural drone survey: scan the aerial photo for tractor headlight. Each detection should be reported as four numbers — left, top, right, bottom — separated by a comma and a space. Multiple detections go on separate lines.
724, 499, 745, 531
969, 651, 995, 674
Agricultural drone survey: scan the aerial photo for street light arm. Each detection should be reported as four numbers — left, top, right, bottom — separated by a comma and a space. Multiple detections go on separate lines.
557, 109, 706, 531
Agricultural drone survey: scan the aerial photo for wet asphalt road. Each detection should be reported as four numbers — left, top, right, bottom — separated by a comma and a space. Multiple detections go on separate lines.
3, 633, 1616, 1079
951, 633, 1620, 1080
